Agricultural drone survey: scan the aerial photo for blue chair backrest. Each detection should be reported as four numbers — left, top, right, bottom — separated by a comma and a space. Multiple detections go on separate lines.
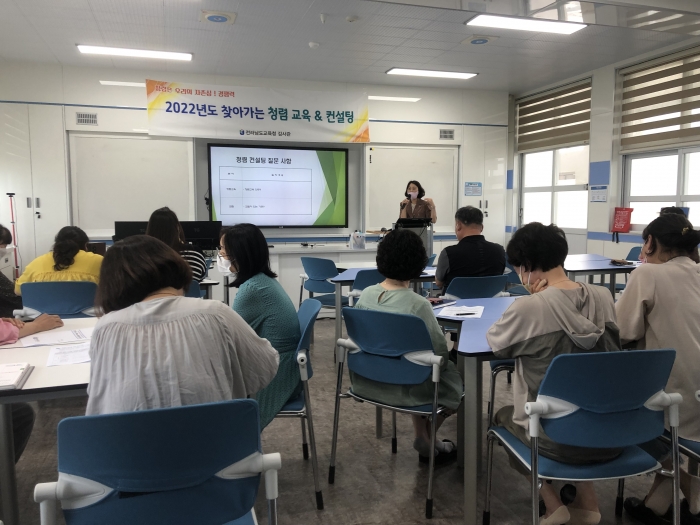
301, 257, 337, 294
626, 246, 642, 261
58, 400, 262, 525
445, 275, 508, 299
184, 282, 203, 298
538, 350, 676, 449
343, 308, 435, 386
296, 299, 322, 380
351, 269, 384, 292
21, 282, 97, 318
427, 254, 436, 266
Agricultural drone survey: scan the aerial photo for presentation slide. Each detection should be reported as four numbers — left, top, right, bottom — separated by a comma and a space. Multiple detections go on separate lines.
209, 145, 347, 228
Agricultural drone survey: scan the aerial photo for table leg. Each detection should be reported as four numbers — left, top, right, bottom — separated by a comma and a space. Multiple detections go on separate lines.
0, 404, 18, 525
375, 406, 383, 439
609, 273, 617, 296
464, 357, 482, 525
335, 282, 342, 344
223, 276, 230, 305
457, 354, 464, 469
202, 285, 211, 300
587, 275, 594, 284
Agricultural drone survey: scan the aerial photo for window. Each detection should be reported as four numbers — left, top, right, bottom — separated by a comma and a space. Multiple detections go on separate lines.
521, 145, 589, 229
624, 148, 700, 229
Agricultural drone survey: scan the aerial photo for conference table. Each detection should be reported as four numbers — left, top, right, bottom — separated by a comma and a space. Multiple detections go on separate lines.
0, 317, 96, 525
434, 297, 516, 525
564, 253, 639, 294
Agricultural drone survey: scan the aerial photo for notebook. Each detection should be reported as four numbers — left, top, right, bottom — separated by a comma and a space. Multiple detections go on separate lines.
0, 363, 34, 391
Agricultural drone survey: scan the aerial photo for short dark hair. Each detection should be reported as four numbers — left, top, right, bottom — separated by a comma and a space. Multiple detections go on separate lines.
146, 207, 185, 251
506, 222, 568, 272
53, 226, 89, 271
643, 213, 700, 263
220, 223, 277, 288
455, 206, 483, 226
377, 229, 427, 281
660, 206, 688, 217
96, 235, 192, 314
0, 224, 12, 245
405, 180, 426, 199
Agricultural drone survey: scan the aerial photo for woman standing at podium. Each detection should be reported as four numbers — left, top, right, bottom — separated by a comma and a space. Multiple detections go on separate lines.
399, 180, 437, 224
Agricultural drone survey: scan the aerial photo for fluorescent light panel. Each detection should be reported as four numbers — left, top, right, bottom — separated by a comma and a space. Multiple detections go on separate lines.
99, 81, 146, 87
467, 14, 586, 34
368, 96, 421, 102
386, 68, 477, 80
78, 45, 192, 61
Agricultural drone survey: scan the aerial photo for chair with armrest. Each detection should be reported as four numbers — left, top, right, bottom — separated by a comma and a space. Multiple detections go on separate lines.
274, 299, 324, 510
34, 399, 281, 525
347, 269, 384, 306
298, 257, 349, 308
330, 308, 449, 519
445, 275, 508, 300
20, 282, 98, 319
483, 349, 682, 525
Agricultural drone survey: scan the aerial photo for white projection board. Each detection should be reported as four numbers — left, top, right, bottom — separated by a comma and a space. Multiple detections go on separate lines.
366, 146, 458, 232
69, 135, 193, 238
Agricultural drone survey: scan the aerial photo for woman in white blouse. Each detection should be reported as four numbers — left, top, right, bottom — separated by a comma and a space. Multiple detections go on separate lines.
616, 213, 700, 525
86, 235, 279, 416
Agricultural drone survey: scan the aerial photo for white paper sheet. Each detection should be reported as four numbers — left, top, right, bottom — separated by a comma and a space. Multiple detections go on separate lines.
438, 306, 484, 319
20, 327, 94, 347
46, 343, 91, 367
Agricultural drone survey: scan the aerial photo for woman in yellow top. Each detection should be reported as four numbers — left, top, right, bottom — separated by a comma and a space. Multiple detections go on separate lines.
15, 226, 103, 295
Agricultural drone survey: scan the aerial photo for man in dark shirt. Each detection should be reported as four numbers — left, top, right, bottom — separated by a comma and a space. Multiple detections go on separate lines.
435, 206, 506, 291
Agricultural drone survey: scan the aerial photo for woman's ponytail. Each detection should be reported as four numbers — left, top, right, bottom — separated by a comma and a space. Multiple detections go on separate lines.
52, 226, 89, 271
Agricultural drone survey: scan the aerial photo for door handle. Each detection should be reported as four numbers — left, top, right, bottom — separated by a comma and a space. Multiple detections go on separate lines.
479, 200, 482, 208
485, 200, 488, 209
35, 211, 41, 219
27, 198, 31, 208
35, 198, 40, 208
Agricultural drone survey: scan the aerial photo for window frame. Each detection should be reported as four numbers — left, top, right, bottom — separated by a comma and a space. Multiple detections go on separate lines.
623, 145, 700, 231
519, 144, 589, 233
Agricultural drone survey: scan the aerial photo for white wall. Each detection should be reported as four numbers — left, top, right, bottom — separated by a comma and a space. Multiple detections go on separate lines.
0, 60, 508, 272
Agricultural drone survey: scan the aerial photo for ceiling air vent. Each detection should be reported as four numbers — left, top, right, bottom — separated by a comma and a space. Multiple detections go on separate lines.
439, 129, 454, 140
76, 112, 98, 126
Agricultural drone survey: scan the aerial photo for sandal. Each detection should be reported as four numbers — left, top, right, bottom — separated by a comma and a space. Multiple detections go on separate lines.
418, 439, 458, 465
624, 497, 671, 525
567, 507, 601, 525
540, 505, 570, 525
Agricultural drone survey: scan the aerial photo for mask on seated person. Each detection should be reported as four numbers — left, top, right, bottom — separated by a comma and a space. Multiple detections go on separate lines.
216, 253, 235, 277
518, 269, 532, 293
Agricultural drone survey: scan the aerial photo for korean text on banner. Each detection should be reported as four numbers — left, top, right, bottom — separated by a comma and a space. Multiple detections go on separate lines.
146, 80, 370, 143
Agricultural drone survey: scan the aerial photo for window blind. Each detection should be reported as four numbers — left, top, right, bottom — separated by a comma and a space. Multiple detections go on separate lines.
621, 52, 700, 151
516, 81, 591, 152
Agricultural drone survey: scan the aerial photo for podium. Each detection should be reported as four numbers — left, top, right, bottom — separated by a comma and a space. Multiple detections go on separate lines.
395, 218, 433, 257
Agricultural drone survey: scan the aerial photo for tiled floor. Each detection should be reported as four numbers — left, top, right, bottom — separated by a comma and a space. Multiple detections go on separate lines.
14, 318, 652, 524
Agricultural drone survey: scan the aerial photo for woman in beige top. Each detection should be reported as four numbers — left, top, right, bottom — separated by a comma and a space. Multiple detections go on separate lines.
399, 180, 437, 224
616, 213, 700, 524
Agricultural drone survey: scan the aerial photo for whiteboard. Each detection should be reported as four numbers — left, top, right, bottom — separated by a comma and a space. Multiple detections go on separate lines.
69, 135, 194, 238
366, 146, 458, 232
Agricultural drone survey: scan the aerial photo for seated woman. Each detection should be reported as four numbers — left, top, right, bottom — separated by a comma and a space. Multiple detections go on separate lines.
86, 235, 279, 415
220, 224, 301, 429
0, 313, 63, 463
0, 224, 22, 316
486, 222, 622, 525
616, 213, 700, 525
15, 226, 102, 295
353, 228, 463, 463
146, 207, 207, 282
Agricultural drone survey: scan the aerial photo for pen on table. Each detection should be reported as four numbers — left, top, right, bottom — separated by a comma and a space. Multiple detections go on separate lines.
455, 312, 476, 316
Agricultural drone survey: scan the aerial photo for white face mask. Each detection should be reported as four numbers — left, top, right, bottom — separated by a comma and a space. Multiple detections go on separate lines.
408, 191, 418, 200
216, 253, 234, 275
518, 269, 532, 293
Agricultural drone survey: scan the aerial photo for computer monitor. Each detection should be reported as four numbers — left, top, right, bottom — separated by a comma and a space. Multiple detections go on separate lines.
113, 221, 148, 242
180, 221, 222, 251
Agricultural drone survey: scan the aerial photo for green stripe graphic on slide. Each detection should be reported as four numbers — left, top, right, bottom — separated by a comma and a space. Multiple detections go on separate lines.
314, 151, 346, 226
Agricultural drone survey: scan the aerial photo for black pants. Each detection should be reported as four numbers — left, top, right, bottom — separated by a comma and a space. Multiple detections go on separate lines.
11, 403, 35, 463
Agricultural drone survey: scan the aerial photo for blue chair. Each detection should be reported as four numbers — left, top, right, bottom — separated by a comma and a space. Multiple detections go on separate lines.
616, 246, 643, 293
445, 275, 508, 299
275, 299, 324, 510
20, 282, 97, 319
331, 308, 447, 519
504, 260, 529, 296
348, 269, 383, 306
184, 281, 205, 298
298, 257, 349, 308
483, 350, 682, 525
422, 254, 439, 297
34, 400, 282, 525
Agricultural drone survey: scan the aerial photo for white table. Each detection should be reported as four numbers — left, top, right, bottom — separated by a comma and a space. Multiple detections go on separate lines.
0, 318, 96, 525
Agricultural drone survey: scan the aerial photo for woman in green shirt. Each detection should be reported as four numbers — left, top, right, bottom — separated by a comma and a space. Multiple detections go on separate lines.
354, 229, 463, 463
220, 224, 301, 429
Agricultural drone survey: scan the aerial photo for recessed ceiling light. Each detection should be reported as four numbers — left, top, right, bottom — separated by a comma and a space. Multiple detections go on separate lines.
386, 68, 477, 80
99, 81, 146, 87
368, 96, 421, 102
466, 14, 586, 34
78, 45, 192, 61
